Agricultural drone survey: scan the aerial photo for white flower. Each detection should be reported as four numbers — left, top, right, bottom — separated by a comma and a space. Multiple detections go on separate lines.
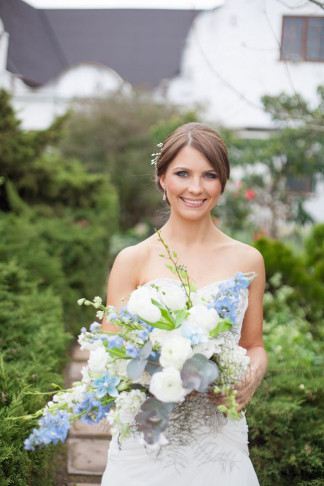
127, 287, 161, 323
81, 366, 91, 384
78, 332, 103, 351
149, 367, 189, 403
149, 328, 180, 348
187, 305, 220, 333
93, 296, 102, 308
96, 310, 104, 320
159, 334, 192, 370
107, 358, 129, 379
88, 346, 109, 374
114, 389, 147, 424
192, 339, 221, 359
77, 298, 85, 305
158, 286, 187, 311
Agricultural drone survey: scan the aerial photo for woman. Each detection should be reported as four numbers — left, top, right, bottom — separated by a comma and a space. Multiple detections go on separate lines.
101, 122, 267, 485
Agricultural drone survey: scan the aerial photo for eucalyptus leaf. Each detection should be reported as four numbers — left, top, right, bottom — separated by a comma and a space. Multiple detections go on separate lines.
127, 358, 147, 380
181, 353, 219, 393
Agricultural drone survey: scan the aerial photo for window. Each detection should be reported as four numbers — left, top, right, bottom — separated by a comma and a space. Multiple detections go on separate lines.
281, 16, 324, 62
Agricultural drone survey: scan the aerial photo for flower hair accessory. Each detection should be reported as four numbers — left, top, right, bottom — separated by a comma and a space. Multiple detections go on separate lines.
151, 142, 163, 167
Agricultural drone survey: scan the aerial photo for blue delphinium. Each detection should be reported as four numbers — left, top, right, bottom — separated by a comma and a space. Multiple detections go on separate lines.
126, 343, 140, 358
92, 371, 120, 399
108, 335, 124, 349
24, 410, 72, 450
181, 321, 208, 345
90, 321, 101, 332
73, 392, 113, 424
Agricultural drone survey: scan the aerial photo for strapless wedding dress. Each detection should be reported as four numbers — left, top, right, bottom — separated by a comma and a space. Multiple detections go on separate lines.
101, 278, 260, 486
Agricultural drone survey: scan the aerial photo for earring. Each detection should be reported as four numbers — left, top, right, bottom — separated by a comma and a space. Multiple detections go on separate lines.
163, 186, 167, 201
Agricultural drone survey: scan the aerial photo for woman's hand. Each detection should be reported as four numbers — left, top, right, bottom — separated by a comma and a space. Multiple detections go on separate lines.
235, 363, 264, 412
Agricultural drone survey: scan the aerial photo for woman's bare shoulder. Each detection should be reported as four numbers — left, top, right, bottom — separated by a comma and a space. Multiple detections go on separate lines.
111, 234, 158, 282
221, 236, 265, 276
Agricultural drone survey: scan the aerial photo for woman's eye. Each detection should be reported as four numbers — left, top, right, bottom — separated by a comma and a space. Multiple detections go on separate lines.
176, 171, 188, 177
205, 173, 218, 179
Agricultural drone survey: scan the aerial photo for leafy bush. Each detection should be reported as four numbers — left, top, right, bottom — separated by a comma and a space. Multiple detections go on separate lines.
253, 237, 324, 325
0, 259, 70, 486
248, 275, 324, 485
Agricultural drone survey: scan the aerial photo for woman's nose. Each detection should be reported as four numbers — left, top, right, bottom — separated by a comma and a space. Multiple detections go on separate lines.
188, 177, 203, 194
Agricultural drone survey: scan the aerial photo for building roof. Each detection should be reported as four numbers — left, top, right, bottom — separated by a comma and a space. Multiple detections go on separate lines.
0, 0, 199, 87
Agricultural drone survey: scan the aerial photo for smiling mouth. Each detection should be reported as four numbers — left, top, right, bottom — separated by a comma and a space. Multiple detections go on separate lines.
180, 197, 207, 207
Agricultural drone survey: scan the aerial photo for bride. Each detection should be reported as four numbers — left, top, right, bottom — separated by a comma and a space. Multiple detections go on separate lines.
101, 122, 267, 485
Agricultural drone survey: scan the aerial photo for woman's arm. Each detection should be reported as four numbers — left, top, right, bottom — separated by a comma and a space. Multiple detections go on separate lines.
236, 249, 268, 411
101, 246, 141, 332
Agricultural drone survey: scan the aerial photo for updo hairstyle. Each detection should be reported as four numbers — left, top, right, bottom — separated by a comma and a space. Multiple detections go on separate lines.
155, 123, 230, 205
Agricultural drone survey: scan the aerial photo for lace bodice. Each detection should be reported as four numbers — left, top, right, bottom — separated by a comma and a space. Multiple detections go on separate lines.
144, 277, 250, 343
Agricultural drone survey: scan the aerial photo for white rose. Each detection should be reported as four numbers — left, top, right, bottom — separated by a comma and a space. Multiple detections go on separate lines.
158, 286, 187, 311
159, 334, 192, 370
127, 287, 161, 323
187, 305, 220, 333
88, 346, 109, 374
149, 367, 188, 403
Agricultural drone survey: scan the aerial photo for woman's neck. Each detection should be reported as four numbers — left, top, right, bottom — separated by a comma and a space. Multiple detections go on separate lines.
159, 211, 222, 248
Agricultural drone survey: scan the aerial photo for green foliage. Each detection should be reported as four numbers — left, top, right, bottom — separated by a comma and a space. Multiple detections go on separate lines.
253, 237, 324, 324
0, 259, 70, 486
248, 275, 324, 485
305, 224, 324, 283
57, 91, 198, 228
0, 89, 119, 483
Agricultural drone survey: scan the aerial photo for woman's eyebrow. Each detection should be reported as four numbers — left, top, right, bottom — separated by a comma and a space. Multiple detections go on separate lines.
172, 166, 217, 172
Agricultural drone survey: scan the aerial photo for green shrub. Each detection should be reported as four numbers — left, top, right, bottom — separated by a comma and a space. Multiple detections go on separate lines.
248, 275, 324, 485
253, 237, 324, 324
0, 259, 70, 485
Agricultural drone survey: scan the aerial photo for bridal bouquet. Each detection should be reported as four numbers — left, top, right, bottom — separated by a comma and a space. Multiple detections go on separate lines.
23, 232, 254, 450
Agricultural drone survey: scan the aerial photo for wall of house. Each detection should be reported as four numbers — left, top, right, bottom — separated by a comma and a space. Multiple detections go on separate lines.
165, 0, 324, 129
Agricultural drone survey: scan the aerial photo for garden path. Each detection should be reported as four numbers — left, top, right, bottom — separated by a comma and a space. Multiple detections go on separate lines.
66, 345, 111, 486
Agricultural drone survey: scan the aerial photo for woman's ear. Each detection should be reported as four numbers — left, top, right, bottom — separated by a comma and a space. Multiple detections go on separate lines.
159, 174, 166, 188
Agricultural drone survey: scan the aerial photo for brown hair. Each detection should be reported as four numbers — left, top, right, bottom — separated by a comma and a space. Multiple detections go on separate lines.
155, 123, 230, 203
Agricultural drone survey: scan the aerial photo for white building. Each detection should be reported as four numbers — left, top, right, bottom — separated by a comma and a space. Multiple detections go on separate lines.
1, 0, 323, 220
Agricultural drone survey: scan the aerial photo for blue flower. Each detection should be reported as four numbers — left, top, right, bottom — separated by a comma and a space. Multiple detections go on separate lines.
181, 321, 207, 345
73, 392, 114, 424
108, 335, 124, 349
137, 330, 148, 341
92, 371, 120, 399
90, 321, 101, 332
126, 344, 140, 358
24, 410, 72, 450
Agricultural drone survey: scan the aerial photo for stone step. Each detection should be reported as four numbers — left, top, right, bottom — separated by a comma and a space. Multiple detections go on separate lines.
66, 361, 85, 386
67, 438, 110, 476
69, 419, 111, 438
71, 346, 90, 362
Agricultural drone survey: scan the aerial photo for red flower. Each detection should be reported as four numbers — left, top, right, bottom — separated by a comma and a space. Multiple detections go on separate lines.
244, 189, 255, 200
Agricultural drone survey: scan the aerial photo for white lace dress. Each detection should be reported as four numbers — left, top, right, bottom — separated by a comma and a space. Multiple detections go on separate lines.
101, 278, 260, 486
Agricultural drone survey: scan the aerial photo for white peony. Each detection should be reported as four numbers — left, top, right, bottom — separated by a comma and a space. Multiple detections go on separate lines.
127, 286, 161, 323
149, 367, 189, 403
158, 286, 187, 311
187, 305, 220, 333
159, 334, 192, 370
88, 346, 109, 374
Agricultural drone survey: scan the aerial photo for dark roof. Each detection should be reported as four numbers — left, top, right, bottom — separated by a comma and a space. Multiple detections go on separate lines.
0, 0, 199, 87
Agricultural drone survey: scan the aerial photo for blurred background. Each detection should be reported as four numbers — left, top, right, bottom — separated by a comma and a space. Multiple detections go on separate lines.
0, 0, 323, 484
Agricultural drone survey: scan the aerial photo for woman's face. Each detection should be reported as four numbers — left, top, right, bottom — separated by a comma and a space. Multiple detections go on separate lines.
159, 145, 222, 220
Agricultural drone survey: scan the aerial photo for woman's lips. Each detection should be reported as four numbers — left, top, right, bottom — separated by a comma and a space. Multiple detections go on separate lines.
180, 197, 206, 208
